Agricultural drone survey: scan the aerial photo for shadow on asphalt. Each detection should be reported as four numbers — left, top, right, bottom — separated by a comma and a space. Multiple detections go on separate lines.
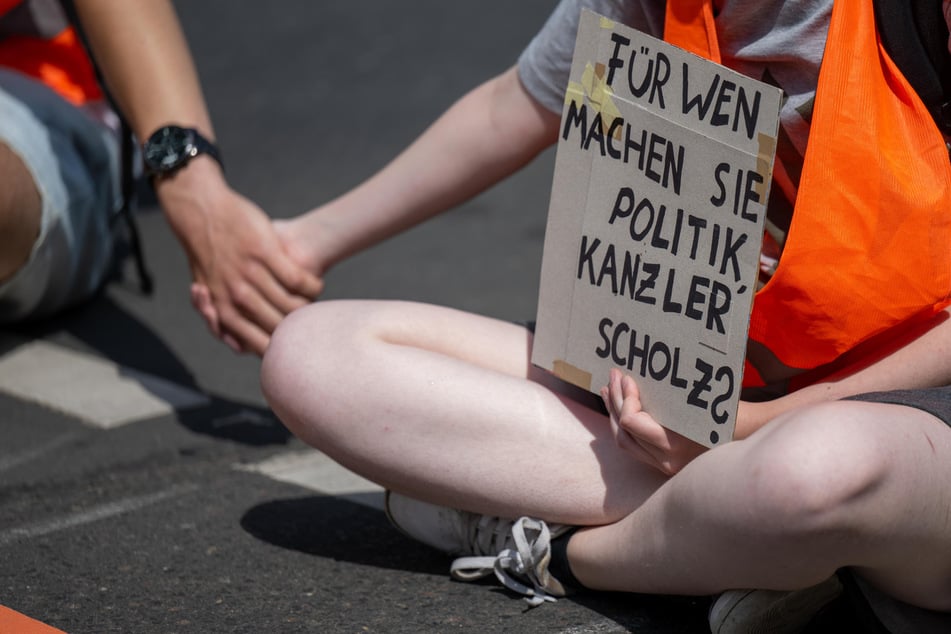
239, 494, 715, 630
5, 293, 294, 447
174, 398, 292, 446
12, 292, 196, 386
240, 494, 448, 575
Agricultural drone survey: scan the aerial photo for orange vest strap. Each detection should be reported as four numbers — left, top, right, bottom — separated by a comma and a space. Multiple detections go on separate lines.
663, 0, 721, 63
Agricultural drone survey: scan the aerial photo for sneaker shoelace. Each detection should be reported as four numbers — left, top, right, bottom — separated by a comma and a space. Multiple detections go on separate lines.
451, 517, 561, 607
461, 513, 519, 557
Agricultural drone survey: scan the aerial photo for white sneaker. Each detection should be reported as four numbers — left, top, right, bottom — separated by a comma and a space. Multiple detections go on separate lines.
384, 491, 572, 606
451, 516, 569, 606
708, 575, 844, 634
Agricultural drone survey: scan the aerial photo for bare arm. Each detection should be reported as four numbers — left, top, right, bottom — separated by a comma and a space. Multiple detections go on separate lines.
72, 0, 212, 141
281, 65, 562, 275
73, 0, 322, 355
736, 307, 951, 438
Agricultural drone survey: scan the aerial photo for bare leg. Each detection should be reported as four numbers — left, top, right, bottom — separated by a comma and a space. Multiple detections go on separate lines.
261, 299, 667, 524
567, 400, 951, 611
0, 142, 41, 282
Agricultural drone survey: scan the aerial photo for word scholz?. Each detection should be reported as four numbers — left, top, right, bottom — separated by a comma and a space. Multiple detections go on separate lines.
595, 318, 735, 426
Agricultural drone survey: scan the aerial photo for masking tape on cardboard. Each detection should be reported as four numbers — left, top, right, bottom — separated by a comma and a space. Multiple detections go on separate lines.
755, 132, 777, 200
552, 360, 593, 391
565, 81, 585, 107
579, 63, 622, 138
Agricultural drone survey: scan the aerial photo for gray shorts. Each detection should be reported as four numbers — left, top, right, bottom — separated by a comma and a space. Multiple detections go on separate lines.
0, 68, 122, 324
847, 386, 951, 428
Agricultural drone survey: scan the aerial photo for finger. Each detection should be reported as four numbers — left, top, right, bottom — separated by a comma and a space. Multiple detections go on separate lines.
605, 388, 633, 449
619, 407, 673, 453
614, 414, 677, 475
190, 283, 221, 337
207, 265, 289, 353
634, 438, 677, 476
620, 374, 642, 409
626, 438, 664, 472
599, 386, 611, 415
606, 396, 657, 465
627, 417, 703, 476
239, 261, 314, 327
225, 268, 288, 335
601, 381, 623, 419
190, 273, 243, 353
615, 375, 664, 443
609, 368, 625, 415
610, 414, 665, 472
215, 302, 271, 356
605, 371, 668, 466
263, 248, 324, 301
222, 332, 244, 354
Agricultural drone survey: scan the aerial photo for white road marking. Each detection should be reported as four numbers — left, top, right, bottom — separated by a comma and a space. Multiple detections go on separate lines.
0, 341, 209, 428
0, 484, 198, 547
236, 451, 385, 510
0, 432, 80, 472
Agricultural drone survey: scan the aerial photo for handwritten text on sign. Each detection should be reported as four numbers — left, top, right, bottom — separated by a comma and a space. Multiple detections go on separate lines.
532, 11, 782, 447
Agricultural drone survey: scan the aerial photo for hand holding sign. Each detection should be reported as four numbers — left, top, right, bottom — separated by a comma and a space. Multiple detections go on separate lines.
532, 10, 782, 447
601, 369, 706, 475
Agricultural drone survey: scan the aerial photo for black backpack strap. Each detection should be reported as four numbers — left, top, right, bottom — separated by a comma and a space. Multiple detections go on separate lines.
874, 0, 951, 135
58, 0, 154, 294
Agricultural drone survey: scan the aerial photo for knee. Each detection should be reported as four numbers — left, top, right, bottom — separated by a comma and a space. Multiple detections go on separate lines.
261, 302, 351, 432
739, 402, 889, 536
262, 300, 391, 438
261, 305, 309, 431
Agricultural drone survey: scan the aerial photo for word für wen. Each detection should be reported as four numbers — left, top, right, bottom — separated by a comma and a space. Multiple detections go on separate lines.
604, 33, 763, 141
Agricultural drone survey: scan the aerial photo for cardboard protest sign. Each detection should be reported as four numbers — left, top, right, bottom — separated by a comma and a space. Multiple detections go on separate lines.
531, 10, 782, 447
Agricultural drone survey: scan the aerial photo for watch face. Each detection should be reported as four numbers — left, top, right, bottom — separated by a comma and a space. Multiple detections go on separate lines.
144, 126, 196, 173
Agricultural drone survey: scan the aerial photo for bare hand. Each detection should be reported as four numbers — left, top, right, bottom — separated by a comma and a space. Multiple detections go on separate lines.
600, 368, 707, 476
157, 161, 323, 355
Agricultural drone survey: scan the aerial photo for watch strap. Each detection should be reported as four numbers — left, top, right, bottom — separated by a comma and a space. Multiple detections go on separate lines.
190, 130, 224, 170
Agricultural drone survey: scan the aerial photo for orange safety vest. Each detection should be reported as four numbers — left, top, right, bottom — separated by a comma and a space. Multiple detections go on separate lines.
0, 0, 101, 105
665, 0, 951, 388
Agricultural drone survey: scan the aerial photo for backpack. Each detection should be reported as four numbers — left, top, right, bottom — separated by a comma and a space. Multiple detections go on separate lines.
874, 0, 951, 136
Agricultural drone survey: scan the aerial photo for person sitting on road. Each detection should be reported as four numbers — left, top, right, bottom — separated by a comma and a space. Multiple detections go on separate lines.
258, 0, 951, 632
0, 0, 321, 354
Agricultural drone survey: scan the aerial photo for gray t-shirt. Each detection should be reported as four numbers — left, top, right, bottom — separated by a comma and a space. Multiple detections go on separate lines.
517, 0, 832, 274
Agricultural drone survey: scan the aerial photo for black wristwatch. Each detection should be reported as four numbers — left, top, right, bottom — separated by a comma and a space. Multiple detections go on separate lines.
142, 125, 223, 177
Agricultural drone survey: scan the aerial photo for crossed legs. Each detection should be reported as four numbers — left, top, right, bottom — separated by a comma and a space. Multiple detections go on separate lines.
261, 299, 951, 611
